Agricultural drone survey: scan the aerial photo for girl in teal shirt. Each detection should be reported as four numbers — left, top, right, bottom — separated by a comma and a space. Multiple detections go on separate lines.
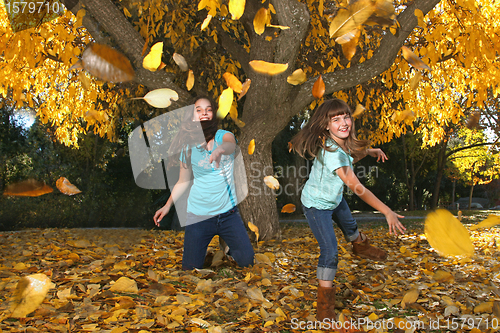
291, 98, 406, 323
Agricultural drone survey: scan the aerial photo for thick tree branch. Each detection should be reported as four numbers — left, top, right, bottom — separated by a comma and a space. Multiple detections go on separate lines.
290, 0, 441, 116
62, 0, 192, 106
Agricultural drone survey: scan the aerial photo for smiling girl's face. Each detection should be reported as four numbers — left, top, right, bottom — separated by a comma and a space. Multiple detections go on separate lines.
193, 98, 213, 121
327, 113, 352, 144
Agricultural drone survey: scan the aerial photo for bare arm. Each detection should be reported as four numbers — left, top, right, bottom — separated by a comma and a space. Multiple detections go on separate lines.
353, 148, 388, 163
209, 133, 236, 168
336, 165, 406, 235
153, 162, 192, 225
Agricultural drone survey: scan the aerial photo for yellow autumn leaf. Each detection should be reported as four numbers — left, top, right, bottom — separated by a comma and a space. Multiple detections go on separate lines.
248, 139, 255, 155
217, 88, 234, 119
201, 14, 212, 30
470, 214, 500, 230
186, 70, 195, 91
352, 104, 365, 118
249, 60, 288, 75
401, 46, 431, 71
190, 318, 210, 328
312, 75, 325, 99
424, 209, 474, 258
287, 69, 307, 85
264, 175, 280, 190
329, 0, 375, 38
173, 52, 189, 71
78, 71, 91, 90
247, 221, 259, 241
267, 24, 290, 30
143, 42, 163, 72
109, 277, 138, 293
474, 302, 493, 314
253, 8, 269, 35
432, 270, 454, 283
10, 273, 55, 318
337, 28, 361, 61
368, 313, 379, 321
132, 88, 179, 108
229, 0, 245, 20
223, 72, 243, 93
409, 71, 422, 90
238, 78, 251, 100
401, 288, 419, 309
255, 253, 272, 265
56, 177, 82, 196
281, 203, 296, 213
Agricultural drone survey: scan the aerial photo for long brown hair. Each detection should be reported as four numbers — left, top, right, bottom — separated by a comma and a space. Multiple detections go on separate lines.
168, 96, 219, 167
290, 98, 369, 159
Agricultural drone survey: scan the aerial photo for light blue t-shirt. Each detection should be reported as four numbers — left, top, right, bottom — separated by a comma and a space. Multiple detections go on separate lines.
180, 129, 237, 216
301, 142, 353, 210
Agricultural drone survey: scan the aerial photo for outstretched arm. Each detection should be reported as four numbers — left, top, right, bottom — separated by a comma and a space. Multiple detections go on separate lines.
153, 163, 192, 225
209, 133, 236, 168
336, 165, 406, 235
353, 148, 388, 163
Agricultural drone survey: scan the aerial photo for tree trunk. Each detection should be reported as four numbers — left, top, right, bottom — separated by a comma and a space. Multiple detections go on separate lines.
468, 183, 475, 210
238, 141, 281, 241
431, 142, 447, 209
451, 179, 456, 205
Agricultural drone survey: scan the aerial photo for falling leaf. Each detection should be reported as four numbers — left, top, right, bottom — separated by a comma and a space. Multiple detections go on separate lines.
10, 274, 55, 318
401, 46, 431, 71
409, 71, 422, 90
340, 29, 361, 61
223, 73, 243, 93
288, 142, 293, 153
217, 88, 234, 119
247, 221, 259, 242
56, 177, 82, 196
287, 69, 307, 85
3, 179, 53, 197
201, 14, 212, 30
281, 203, 296, 213
352, 104, 365, 118
248, 139, 255, 155
264, 175, 280, 190
249, 60, 288, 75
329, 0, 375, 38
142, 42, 163, 72
366, 0, 396, 26
267, 24, 290, 30
78, 71, 91, 90
229, 0, 245, 20
70, 43, 135, 82
132, 88, 179, 108
424, 209, 474, 258
469, 214, 500, 230
466, 112, 480, 129
109, 277, 139, 293
253, 8, 269, 35
229, 103, 245, 127
238, 79, 251, 100
186, 70, 195, 91
458, 210, 462, 221
173, 53, 189, 71
312, 75, 325, 99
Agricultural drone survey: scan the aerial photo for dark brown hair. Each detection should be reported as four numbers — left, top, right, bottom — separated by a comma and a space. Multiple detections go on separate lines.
168, 96, 219, 168
290, 98, 369, 159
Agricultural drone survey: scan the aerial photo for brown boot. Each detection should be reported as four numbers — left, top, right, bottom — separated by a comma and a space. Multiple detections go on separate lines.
317, 286, 336, 321
352, 233, 387, 260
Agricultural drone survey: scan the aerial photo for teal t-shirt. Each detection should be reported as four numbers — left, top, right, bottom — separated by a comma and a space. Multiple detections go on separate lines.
180, 129, 237, 216
301, 143, 353, 210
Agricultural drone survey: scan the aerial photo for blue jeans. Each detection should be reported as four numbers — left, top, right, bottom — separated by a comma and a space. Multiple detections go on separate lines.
182, 207, 255, 270
302, 198, 360, 281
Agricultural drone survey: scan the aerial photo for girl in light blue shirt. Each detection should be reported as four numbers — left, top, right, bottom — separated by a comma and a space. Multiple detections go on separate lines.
154, 96, 254, 270
290, 98, 406, 322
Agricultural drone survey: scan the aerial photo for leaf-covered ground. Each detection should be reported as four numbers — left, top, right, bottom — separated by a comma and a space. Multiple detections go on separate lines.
1, 212, 500, 332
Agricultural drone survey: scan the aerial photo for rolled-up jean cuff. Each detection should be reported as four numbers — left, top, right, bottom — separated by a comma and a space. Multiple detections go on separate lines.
346, 230, 360, 242
317, 266, 337, 281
